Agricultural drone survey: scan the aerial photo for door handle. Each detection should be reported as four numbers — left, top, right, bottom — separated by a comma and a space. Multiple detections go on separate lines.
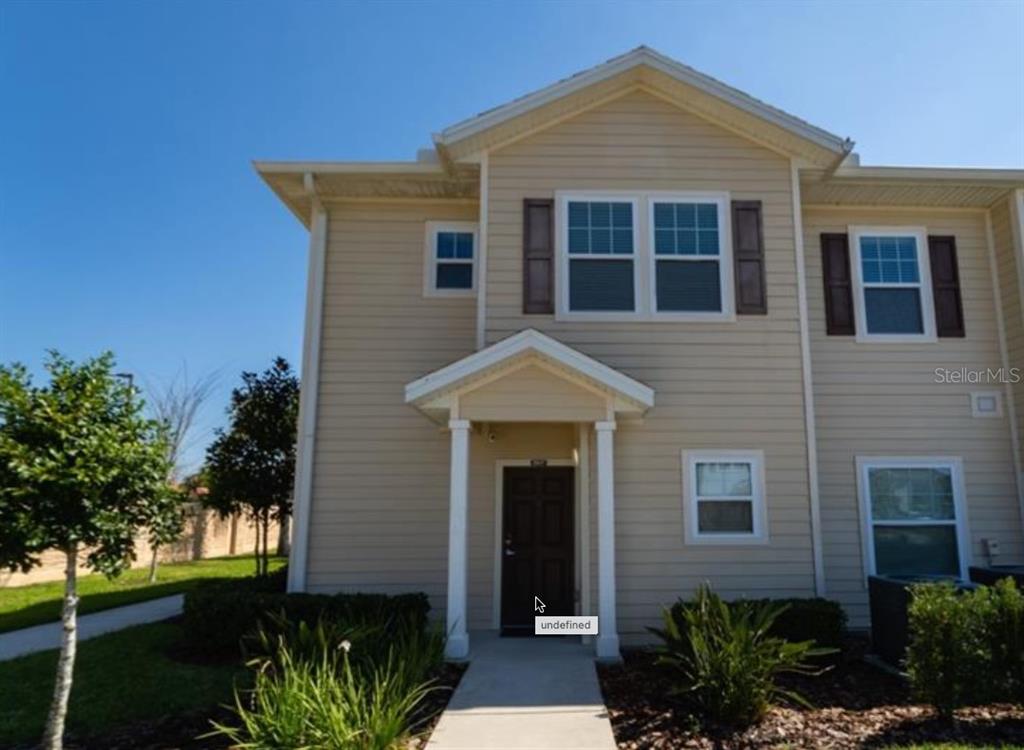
504, 548, 516, 556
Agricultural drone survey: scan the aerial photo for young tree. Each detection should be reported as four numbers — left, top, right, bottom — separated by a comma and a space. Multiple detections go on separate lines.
145, 367, 217, 581
204, 357, 298, 576
0, 352, 171, 750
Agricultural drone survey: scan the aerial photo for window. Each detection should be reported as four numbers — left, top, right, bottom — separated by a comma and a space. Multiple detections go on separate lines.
850, 227, 935, 341
858, 457, 969, 579
565, 199, 636, 312
556, 192, 732, 321
652, 200, 726, 313
424, 222, 478, 297
682, 450, 767, 544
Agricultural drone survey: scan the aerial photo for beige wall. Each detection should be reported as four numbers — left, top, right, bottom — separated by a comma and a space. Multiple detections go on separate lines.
305, 201, 478, 618
991, 197, 1024, 474
2, 505, 271, 587
803, 206, 1024, 626
484, 90, 817, 641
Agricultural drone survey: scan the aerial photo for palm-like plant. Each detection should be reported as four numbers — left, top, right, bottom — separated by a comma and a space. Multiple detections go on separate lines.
650, 584, 834, 726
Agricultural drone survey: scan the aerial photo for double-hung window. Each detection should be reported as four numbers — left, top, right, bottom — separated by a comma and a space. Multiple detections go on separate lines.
850, 227, 935, 341
857, 457, 968, 579
652, 199, 728, 314
565, 199, 637, 312
424, 222, 478, 297
683, 450, 767, 544
557, 192, 732, 320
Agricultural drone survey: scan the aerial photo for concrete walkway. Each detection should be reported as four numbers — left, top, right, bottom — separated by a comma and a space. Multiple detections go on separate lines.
0, 594, 184, 661
427, 633, 617, 750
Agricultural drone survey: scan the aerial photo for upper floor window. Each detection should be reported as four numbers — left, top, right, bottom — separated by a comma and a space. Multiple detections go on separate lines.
566, 200, 636, 312
652, 201, 726, 313
682, 449, 767, 545
850, 226, 936, 342
424, 221, 478, 297
556, 192, 732, 321
857, 457, 968, 579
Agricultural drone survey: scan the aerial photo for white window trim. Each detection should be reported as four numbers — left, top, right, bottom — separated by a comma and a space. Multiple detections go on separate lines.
554, 190, 734, 322
648, 193, 734, 322
849, 225, 937, 343
855, 456, 971, 581
555, 193, 642, 321
682, 449, 768, 545
424, 221, 479, 298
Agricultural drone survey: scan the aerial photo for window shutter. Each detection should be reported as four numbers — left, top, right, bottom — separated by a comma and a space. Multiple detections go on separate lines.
821, 233, 856, 335
731, 200, 767, 314
929, 235, 965, 338
523, 199, 554, 314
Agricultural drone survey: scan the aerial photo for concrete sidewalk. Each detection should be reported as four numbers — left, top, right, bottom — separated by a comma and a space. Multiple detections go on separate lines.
426, 633, 617, 750
0, 594, 184, 661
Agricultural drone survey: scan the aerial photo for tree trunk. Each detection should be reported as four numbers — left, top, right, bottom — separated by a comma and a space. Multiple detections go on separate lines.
261, 511, 269, 576
148, 543, 159, 583
277, 513, 291, 557
42, 545, 79, 750
253, 521, 261, 576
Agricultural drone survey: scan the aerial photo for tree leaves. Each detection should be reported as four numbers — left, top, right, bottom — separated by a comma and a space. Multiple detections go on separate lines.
0, 351, 173, 578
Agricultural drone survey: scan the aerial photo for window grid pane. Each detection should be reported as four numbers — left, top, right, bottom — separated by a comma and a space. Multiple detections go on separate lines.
436, 232, 474, 260
567, 201, 633, 255
654, 202, 719, 256
869, 467, 955, 521
860, 236, 919, 284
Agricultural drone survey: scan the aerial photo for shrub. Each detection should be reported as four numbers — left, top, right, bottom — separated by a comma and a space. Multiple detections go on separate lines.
907, 578, 1024, 719
210, 615, 444, 749
181, 580, 430, 659
650, 585, 834, 727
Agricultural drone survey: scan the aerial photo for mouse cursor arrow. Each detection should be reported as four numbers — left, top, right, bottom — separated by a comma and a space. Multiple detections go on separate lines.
534, 596, 546, 613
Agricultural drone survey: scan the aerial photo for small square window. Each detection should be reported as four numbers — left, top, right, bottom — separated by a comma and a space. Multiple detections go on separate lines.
683, 450, 767, 544
424, 222, 477, 297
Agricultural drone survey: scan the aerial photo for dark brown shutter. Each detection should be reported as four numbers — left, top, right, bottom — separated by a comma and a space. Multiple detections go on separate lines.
821, 233, 855, 335
522, 199, 554, 314
731, 200, 767, 314
929, 235, 965, 338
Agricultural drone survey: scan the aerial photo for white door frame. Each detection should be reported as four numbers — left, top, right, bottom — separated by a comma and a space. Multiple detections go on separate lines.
491, 457, 577, 630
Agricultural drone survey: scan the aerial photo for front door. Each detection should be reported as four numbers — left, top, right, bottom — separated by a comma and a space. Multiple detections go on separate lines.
500, 466, 575, 634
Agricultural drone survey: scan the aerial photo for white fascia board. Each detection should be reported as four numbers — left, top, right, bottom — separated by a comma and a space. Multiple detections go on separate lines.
436, 47, 848, 155
253, 161, 448, 176
404, 328, 654, 409
831, 165, 1024, 185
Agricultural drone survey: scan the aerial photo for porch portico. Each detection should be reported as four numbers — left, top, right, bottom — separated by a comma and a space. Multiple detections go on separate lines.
404, 329, 654, 660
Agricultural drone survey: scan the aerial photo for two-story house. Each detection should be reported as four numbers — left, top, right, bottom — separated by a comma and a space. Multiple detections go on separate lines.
258, 47, 1024, 661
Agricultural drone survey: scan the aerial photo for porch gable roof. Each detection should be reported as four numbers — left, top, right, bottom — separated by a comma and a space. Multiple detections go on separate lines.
404, 329, 654, 421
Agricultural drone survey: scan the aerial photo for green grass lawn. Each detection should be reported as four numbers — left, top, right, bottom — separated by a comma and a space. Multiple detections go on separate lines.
0, 554, 285, 633
0, 620, 245, 746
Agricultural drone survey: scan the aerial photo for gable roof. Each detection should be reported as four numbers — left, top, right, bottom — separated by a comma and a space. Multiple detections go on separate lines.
404, 328, 654, 420
434, 46, 853, 167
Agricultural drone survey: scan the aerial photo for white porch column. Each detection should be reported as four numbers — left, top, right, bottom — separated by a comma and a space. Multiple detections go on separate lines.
445, 419, 471, 660
594, 420, 620, 660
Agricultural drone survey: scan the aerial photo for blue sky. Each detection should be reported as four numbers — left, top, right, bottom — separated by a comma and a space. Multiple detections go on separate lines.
2, 0, 1022, 472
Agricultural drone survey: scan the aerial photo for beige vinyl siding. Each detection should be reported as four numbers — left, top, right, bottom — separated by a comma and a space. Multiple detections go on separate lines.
460, 365, 607, 422
804, 207, 1024, 627
991, 198, 1024, 475
306, 201, 477, 615
485, 89, 816, 641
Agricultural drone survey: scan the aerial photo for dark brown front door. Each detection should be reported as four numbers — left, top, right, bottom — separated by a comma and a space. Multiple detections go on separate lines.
500, 466, 574, 634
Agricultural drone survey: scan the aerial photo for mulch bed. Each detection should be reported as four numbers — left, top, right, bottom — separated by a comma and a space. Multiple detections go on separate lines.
58, 662, 466, 750
597, 642, 1024, 749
